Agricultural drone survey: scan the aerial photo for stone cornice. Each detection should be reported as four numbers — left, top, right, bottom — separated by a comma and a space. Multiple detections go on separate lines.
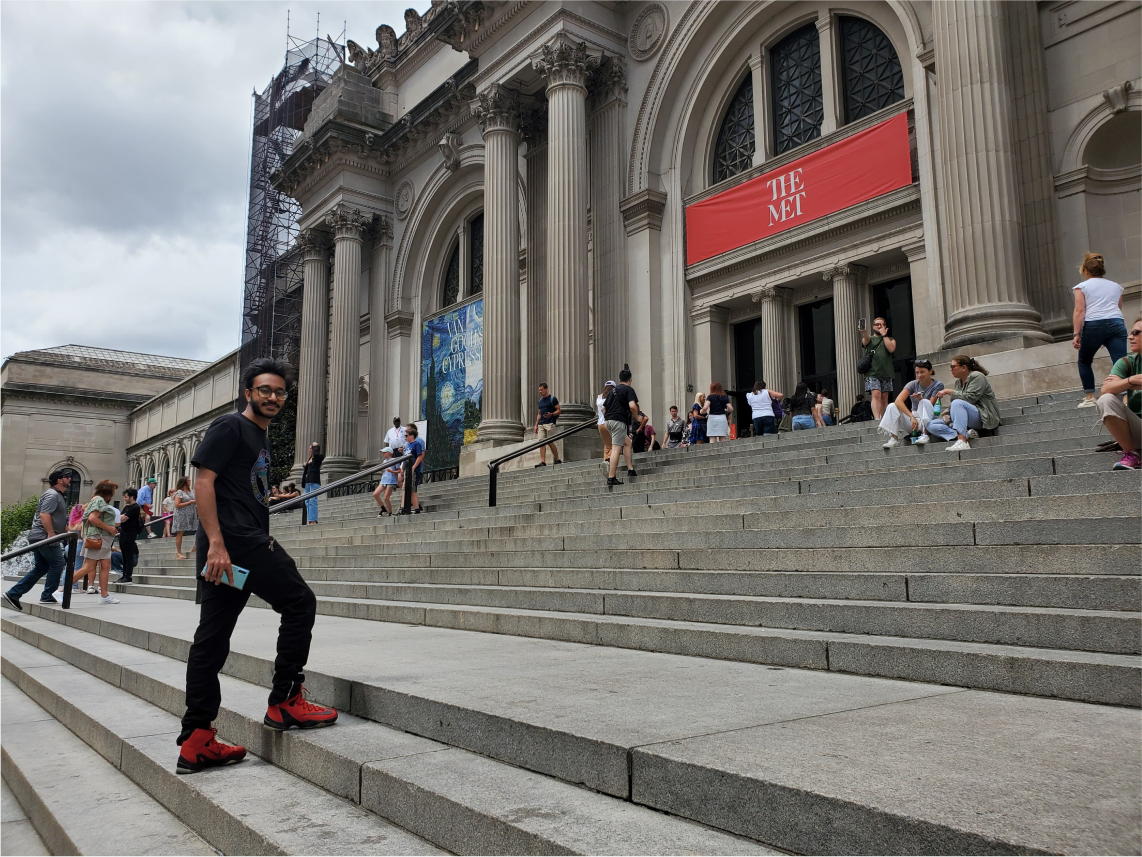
691, 305, 730, 325
685, 185, 922, 286
619, 188, 667, 235
1, 382, 150, 410
386, 310, 415, 339
126, 408, 227, 457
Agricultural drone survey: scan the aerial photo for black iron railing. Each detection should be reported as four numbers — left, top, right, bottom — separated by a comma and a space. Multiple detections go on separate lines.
1, 531, 79, 610
487, 417, 597, 507
270, 451, 418, 522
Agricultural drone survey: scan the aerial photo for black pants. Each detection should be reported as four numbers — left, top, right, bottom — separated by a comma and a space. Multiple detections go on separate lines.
119, 533, 138, 578
181, 536, 316, 737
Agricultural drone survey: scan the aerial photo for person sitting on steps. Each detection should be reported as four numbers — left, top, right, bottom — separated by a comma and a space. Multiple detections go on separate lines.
880, 360, 944, 448
923, 355, 1001, 452
1097, 316, 1141, 470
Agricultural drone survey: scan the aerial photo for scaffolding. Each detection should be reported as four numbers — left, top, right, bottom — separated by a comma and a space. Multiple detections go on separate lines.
240, 26, 345, 379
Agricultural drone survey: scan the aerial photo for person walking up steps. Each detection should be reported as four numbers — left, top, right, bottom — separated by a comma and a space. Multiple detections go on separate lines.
1073, 252, 1127, 408
176, 358, 336, 776
604, 365, 639, 487
3, 470, 73, 610
533, 383, 563, 467
301, 442, 323, 525
596, 381, 616, 461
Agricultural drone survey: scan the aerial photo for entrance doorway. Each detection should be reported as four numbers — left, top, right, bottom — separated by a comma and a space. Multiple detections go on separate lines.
872, 277, 917, 391
798, 298, 837, 396
732, 318, 764, 435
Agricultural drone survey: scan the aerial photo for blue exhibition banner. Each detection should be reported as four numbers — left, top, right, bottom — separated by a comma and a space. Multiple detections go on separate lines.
420, 298, 483, 470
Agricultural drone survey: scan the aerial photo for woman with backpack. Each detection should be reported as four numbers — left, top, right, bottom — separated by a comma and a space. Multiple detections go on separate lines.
860, 317, 897, 419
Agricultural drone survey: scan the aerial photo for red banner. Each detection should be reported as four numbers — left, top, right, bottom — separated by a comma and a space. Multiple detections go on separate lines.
685, 113, 912, 265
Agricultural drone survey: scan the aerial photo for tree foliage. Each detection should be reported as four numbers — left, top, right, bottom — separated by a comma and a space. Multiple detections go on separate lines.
1, 495, 39, 552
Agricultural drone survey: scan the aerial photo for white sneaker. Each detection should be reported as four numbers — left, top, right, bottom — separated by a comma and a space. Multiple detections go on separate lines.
912, 434, 929, 445
882, 437, 900, 449
967, 429, 979, 439
99, 595, 120, 604
1077, 398, 1098, 409
947, 439, 971, 452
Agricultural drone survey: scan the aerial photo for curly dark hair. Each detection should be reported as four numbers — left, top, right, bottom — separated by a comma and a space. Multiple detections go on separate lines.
242, 357, 295, 392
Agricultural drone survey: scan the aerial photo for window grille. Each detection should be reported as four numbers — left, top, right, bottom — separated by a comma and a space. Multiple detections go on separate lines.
468, 213, 484, 296
771, 24, 823, 154
712, 76, 755, 183
442, 243, 460, 308
840, 17, 904, 123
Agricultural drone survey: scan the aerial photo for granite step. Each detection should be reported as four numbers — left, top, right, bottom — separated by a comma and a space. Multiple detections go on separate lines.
1, 624, 766, 856
5, 598, 1137, 855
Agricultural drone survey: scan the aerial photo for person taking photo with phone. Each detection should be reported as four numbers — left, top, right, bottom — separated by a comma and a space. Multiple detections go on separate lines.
176, 358, 336, 776
860, 317, 897, 420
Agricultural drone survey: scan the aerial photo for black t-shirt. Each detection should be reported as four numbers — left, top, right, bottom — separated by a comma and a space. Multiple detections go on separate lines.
603, 384, 639, 425
707, 394, 729, 415
119, 503, 144, 537
191, 412, 273, 554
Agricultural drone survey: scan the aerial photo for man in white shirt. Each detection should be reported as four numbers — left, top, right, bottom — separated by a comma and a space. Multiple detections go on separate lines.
384, 417, 405, 455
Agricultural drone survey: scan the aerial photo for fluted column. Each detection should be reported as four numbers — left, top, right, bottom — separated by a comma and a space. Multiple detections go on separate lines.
535, 38, 597, 422
933, 1, 1048, 347
323, 204, 369, 478
471, 84, 524, 442
827, 265, 862, 414
759, 286, 791, 397
368, 215, 393, 459
522, 104, 548, 413
292, 229, 331, 480
589, 60, 628, 390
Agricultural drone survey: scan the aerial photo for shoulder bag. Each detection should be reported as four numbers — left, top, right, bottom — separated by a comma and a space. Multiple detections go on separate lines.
856, 338, 877, 375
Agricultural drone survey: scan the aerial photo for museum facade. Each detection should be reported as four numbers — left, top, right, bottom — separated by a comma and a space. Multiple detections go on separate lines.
271, 0, 1140, 478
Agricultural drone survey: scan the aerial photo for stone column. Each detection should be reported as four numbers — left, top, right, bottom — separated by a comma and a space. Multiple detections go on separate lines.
620, 188, 667, 422
292, 228, 331, 480
368, 215, 393, 459
691, 306, 730, 394
933, 0, 1048, 347
522, 104, 548, 415
535, 38, 597, 423
758, 285, 792, 397
827, 265, 863, 414
471, 84, 524, 443
589, 59, 628, 391
323, 203, 369, 479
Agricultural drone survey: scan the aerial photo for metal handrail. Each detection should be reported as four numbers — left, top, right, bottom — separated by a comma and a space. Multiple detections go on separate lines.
487, 417, 598, 507
1, 531, 79, 610
269, 451, 418, 521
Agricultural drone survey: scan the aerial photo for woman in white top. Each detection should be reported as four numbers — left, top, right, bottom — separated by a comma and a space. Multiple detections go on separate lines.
1073, 252, 1127, 408
596, 380, 615, 461
745, 381, 783, 437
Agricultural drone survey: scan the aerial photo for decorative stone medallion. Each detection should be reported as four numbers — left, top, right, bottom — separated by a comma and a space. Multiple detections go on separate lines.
629, 3, 668, 61
395, 180, 415, 220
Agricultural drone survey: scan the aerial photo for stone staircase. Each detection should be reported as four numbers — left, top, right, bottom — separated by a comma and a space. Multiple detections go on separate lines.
2, 392, 1140, 854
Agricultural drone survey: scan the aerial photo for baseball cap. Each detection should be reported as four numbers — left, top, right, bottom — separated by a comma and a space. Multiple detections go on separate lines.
604, 380, 616, 387
382, 446, 394, 454
147, 477, 156, 484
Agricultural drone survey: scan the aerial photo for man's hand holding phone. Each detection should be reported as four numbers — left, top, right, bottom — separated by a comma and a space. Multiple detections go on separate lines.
203, 540, 233, 586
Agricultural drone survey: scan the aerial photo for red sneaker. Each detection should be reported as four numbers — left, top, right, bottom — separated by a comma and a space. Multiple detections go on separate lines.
264, 686, 338, 731
176, 727, 246, 774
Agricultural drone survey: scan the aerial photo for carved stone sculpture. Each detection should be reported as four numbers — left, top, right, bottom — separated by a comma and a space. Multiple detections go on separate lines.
439, 132, 463, 171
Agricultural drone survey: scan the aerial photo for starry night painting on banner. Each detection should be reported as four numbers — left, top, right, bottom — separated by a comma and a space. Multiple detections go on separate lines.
420, 298, 483, 471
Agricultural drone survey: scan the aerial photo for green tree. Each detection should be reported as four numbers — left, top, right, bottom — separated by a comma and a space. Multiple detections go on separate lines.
268, 393, 297, 487
1, 496, 39, 552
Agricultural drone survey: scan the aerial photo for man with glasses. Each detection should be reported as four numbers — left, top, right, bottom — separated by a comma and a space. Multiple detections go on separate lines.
1097, 317, 1142, 470
3, 470, 72, 610
398, 424, 425, 514
176, 357, 336, 776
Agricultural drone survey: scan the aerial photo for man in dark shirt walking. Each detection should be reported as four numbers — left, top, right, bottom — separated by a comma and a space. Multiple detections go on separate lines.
176, 358, 336, 776
3, 470, 72, 610
533, 383, 563, 467
603, 365, 640, 487
117, 488, 144, 583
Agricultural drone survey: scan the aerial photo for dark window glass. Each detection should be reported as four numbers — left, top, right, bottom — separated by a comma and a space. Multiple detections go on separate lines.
797, 298, 836, 395
840, 17, 905, 123
468, 213, 484, 296
442, 243, 460, 308
771, 24, 823, 154
713, 76, 756, 183
59, 468, 81, 508
872, 276, 916, 392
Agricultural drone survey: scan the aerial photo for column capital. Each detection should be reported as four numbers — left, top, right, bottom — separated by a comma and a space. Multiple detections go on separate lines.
297, 228, 331, 261
691, 305, 731, 326
753, 284, 791, 303
619, 188, 667, 236
900, 239, 927, 262
533, 37, 599, 91
519, 101, 548, 148
587, 58, 627, 110
325, 204, 370, 240
385, 310, 414, 339
369, 214, 394, 246
823, 263, 865, 282
470, 83, 521, 135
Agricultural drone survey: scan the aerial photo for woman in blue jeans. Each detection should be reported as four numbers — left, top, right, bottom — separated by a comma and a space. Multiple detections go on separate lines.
788, 382, 818, 430
925, 355, 1001, 452
1073, 252, 1126, 408
301, 442, 323, 525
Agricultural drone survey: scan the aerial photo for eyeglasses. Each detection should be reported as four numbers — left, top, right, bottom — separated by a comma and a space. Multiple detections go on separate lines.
252, 386, 289, 400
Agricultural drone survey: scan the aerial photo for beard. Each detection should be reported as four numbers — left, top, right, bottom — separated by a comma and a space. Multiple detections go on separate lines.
249, 398, 279, 420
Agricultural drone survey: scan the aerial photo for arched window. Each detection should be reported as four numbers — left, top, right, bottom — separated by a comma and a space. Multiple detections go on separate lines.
440, 212, 485, 308
839, 17, 904, 123
771, 23, 823, 154
442, 243, 461, 307
469, 213, 484, 295
713, 76, 755, 183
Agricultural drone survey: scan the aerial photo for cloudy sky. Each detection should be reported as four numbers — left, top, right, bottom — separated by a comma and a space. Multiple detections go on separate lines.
1, 1, 408, 363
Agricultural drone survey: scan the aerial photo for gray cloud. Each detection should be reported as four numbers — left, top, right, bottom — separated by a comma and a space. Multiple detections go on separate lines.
2, 0, 407, 361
